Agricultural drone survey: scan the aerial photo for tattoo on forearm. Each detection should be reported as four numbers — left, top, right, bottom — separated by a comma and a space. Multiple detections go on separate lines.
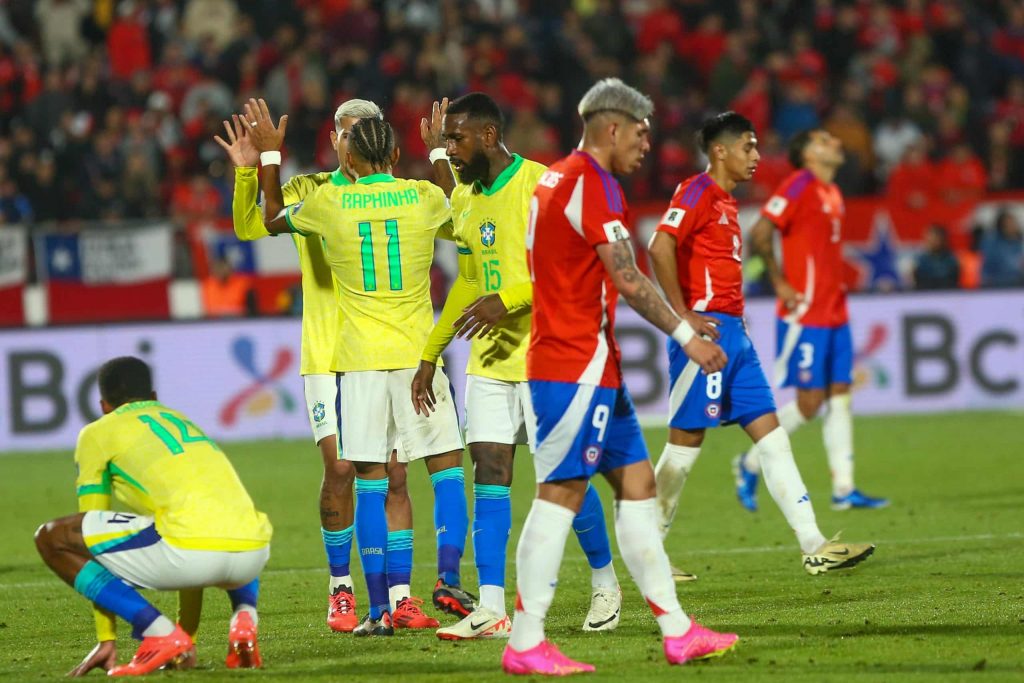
609, 241, 679, 334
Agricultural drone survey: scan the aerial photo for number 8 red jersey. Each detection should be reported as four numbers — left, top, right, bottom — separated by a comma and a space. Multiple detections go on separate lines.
655, 172, 745, 316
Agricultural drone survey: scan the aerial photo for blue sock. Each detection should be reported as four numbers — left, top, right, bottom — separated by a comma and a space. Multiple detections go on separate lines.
322, 526, 353, 579
74, 560, 162, 640
386, 529, 413, 588
473, 484, 511, 589
355, 477, 390, 619
573, 484, 613, 570
227, 579, 259, 610
430, 467, 467, 586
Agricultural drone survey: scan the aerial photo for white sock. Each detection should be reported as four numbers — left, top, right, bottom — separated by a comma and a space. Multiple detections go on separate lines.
329, 574, 353, 593
231, 604, 258, 627
479, 585, 506, 617
142, 614, 176, 637
744, 403, 808, 474
590, 561, 618, 591
757, 427, 827, 553
654, 444, 701, 539
389, 584, 410, 613
823, 394, 855, 497
508, 499, 575, 651
614, 498, 692, 638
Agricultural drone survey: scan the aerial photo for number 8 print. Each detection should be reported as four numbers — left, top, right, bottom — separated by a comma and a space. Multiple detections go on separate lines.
706, 372, 723, 400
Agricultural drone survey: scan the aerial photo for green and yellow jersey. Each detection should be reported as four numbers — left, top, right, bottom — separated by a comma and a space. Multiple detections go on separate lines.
421, 154, 543, 382
75, 401, 272, 551
233, 167, 345, 376
284, 174, 453, 372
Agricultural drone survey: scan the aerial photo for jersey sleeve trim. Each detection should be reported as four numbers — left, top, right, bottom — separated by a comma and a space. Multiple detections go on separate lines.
456, 246, 472, 255
677, 173, 712, 209
285, 206, 311, 236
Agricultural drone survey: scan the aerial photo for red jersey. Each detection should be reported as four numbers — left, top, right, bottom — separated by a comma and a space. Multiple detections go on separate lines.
762, 169, 849, 327
526, 151, 630, 388
656, 173, 744, 316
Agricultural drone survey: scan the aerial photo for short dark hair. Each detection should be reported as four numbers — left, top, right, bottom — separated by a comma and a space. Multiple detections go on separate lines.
787, 129, 819, 169
98, 356, 153, 407
349, 117, 396, 170
697, 111, 755, 153
447, 92, 504, 137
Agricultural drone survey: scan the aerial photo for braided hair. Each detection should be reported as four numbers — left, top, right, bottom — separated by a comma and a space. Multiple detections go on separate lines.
349, 117, 396, 172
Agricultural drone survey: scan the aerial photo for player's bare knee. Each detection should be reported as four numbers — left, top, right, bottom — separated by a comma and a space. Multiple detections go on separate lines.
387, 463, 408, 492
325, 457, 355, 487
470, 443, 514, 486
33, 520, 56, 555
796, 391, 825, 418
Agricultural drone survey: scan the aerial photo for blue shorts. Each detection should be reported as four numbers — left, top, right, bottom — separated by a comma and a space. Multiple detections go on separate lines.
529, 380, 649, 483
668, 313, 776, 430
774, 320, 853, 389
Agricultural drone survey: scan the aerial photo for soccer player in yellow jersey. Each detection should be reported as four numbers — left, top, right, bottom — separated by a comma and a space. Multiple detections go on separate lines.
34, 357, 272, 677
250, 106, 468, 636
216, 99, 436, 633
411, 93, 622, 640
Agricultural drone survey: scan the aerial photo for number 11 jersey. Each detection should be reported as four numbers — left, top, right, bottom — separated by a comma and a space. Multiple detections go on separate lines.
285, 173, 452, 372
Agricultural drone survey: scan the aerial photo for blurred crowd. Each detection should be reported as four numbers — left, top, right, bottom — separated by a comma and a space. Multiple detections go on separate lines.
1, 0, 1023, 290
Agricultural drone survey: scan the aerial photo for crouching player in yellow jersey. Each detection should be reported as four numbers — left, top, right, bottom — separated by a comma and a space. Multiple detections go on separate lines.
216, 98, 430, 633
252, 107, 468, 636
412, 93, 622, 640
34, 357, 272, 677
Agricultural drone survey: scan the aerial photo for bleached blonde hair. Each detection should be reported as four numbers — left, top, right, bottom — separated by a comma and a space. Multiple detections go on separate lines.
577, 78, 654, 122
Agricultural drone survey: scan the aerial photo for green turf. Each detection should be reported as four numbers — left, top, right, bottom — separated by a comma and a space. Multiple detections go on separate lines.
1, 412, 1022, 681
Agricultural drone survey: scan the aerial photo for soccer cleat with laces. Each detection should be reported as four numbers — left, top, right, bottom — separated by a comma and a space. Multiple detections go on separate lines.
108, 624, 194, 677
732, 452, 759, 512
501, 640, 595, 676
802, 534, 875, 575
432, 578, 477, 618
327, 585, 359, 632
225, 611, 262, 669
393, 596, 440, 629
353, 611, 394, 637
582, 587, 620, 632
436, 606, 511, 640
831, 489, 890, 511
670, 564, 698, 582
664, 621, 739, 664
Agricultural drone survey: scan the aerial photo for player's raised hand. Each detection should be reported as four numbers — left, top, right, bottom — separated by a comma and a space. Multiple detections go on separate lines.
67, 640, 117, 677
454, 294, 508, 340
776, 279, 804, 312
683, 336, 727, 375
420, 97, 450, 150
243, 98, 288, 152
681, 309, 721, 341
411, 360, 438, 415
214, 114, 260, 167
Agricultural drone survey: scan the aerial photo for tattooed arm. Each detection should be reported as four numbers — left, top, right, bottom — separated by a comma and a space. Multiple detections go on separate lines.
596, 239, 726, 373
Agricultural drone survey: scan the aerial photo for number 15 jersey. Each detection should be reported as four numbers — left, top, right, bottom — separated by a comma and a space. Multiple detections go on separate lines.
285, 173, 452, 372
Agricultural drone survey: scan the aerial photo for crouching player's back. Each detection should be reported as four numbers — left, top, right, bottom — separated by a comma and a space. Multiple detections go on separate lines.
35, 356, 272, 677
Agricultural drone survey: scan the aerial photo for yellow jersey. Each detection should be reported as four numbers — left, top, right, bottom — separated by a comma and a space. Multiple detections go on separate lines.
444, 154, 544, 381
233, 167, 345, 375
285, 173, 453, 372
75, 400, 272, 552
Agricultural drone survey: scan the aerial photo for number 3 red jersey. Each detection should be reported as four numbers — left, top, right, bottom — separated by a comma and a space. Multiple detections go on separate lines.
526, 151, 632, 389
655, 172, 745, 316
761, 169, 849, 327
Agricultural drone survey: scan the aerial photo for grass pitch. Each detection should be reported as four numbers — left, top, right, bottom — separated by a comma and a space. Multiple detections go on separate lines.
1, 411, 1021, 681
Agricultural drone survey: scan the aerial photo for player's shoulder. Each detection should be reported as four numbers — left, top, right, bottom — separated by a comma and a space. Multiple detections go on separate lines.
283, 170, 335, 199
409, 177, 445, 199
775, 169, 817, 201
517, 156, 548, 184
671, 172, 716, 210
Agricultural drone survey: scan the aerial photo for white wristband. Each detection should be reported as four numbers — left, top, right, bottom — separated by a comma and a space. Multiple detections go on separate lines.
428, 148, 448, 164
260, 151, 282, 166
671, 320, 696, 346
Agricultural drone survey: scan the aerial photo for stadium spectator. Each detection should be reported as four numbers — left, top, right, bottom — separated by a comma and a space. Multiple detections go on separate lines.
981, 210, 1024, 288
35, 0, 90, 67
933, 142, 988, 243
201, 256, 253, 317
913, 225, 960, 290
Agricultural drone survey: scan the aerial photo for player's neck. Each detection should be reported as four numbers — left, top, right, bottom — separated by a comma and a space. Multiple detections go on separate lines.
484, 147, 514, 188
806, 162, 836, 184
707, 166, 737, 195
577, 138, 614, 172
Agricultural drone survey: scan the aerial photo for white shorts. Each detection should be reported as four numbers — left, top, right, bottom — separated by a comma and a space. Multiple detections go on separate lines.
338, 368, 464, 463
304, 374, 338, 445
82, 511, 269, 590
465, 375, 536, 449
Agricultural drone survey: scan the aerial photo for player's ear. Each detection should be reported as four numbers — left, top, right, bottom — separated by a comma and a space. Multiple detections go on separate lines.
99, 399, 113, 415
345, 151, 355, 170
329, 130, 338, 151
390, 146, 400, 168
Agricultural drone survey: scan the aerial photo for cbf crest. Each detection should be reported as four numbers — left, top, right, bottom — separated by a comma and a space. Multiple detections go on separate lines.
479, 221, 496, 247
